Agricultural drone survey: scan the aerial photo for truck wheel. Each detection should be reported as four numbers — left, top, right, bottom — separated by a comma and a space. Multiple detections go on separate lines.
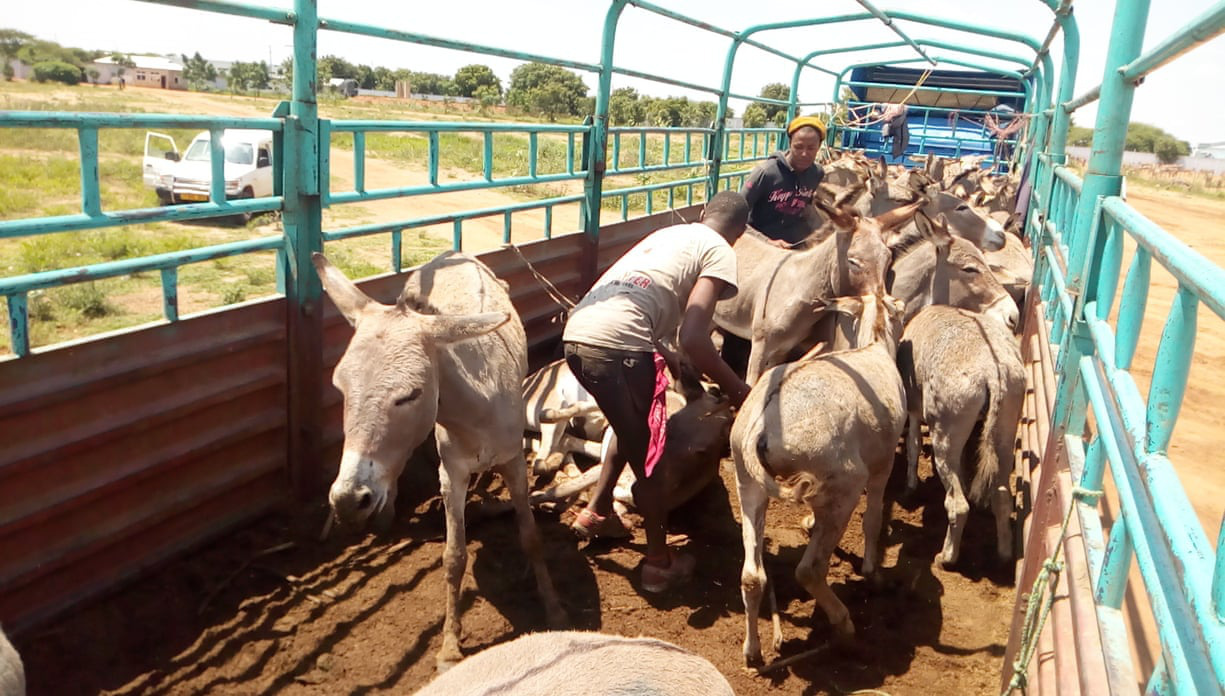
232, 187, 255, 225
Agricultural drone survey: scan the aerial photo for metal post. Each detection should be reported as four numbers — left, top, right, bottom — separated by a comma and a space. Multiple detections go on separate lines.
582, 1, 628, 287
285, 0, 325, 500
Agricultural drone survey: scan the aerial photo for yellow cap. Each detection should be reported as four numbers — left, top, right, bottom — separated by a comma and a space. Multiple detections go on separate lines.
786, 115, 827, 140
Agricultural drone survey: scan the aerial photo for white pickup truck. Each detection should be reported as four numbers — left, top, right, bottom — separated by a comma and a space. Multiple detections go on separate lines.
143, 129, 275, 212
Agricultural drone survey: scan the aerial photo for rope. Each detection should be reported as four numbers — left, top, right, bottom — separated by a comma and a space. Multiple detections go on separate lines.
836, 68, 934, 129
1003, 485, 1103, 695
504, 242, 575, 311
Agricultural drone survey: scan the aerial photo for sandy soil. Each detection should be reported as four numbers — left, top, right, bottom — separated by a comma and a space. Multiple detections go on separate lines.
18, 452, 1016, 696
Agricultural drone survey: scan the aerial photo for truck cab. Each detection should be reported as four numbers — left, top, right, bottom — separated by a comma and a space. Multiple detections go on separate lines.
143, 129, 275, 207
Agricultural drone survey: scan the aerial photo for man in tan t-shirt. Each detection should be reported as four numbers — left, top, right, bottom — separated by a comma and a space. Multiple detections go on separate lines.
562, 190, 752, 594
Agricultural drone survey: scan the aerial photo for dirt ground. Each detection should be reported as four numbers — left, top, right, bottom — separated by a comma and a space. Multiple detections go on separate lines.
18, 447, 1016, 696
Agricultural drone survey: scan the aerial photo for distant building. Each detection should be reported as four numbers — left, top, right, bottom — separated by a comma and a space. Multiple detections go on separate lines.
1191, 141, 1225, 159
91, 55, 185, 90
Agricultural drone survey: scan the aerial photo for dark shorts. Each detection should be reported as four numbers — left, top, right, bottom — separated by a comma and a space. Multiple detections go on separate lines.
563, 342, 654, 479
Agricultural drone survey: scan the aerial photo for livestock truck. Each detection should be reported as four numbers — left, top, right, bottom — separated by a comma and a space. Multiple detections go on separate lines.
1, 1, 1222, 693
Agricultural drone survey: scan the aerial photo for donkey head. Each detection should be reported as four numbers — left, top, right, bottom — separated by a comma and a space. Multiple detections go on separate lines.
313, 253, 508, 529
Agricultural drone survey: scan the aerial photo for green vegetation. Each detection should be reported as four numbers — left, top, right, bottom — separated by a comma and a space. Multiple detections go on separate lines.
1067, 121, 1191, 161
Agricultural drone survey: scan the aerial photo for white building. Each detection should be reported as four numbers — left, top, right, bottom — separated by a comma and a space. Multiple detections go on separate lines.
1191, 141, 1225, 159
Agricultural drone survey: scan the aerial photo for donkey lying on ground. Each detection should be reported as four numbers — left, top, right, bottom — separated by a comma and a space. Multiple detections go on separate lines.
412, 631, 735, 696
897, 305, 1026, 566
732, 293, 908, 666
313, 250, 566, 670
522, 358, 609, 475
528, 369, 733, 520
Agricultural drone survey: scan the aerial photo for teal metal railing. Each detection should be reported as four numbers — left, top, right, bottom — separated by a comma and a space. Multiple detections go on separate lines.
1024, 0, 1225, 691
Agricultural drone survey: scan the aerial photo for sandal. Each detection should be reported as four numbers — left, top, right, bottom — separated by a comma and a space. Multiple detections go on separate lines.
571, 507, 631, 540
641, 550, 696, 594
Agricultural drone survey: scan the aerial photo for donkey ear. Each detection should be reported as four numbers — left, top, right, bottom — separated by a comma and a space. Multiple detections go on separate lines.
424, 312, 510, 345
313, 252, 372, 327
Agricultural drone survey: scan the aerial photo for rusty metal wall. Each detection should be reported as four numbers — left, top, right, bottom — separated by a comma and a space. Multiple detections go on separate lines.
0, 299, 289, 633
1001, 292, 1114, 694
0, 207, 698, 636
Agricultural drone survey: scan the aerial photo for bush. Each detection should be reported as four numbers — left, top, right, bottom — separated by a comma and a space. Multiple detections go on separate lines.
32, 61, 81, 86
1154, 136, 1183, 165
56, 283, 117, 319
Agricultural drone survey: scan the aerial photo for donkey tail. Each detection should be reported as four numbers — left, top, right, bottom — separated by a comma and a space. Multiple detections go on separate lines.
971, 384, 1001, 507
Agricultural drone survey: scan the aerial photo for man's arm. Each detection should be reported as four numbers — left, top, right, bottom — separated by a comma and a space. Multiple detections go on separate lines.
679, 276, 752, 406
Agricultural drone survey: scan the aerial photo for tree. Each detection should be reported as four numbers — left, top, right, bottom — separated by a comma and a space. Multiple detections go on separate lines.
0, 29, 33, 62
608, 87, 644, 126
1067, 125, 1093, 147
355, 64, 376, 90
754, 82, 791, 125
742, 102, 768, 128
32, 60, 80, 85
180, 52, 217, 90
454, 64, 501, 99
373, 66, 396, 91
505, 62, 587, 119
408, 71, 456, 96
1154, 136, 1183, 164
474, 84, 501, 110
278, 56, 293, 85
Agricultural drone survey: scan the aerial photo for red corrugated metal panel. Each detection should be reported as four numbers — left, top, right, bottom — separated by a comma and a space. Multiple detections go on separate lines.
0, 299, 288, 633
1002, 296, 1114, 695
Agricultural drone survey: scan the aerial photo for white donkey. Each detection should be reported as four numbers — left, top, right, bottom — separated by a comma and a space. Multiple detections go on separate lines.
0, 624, 24, 696
313, 250, 567, 670
412, 631, 734, 696
731, 293, 907, 666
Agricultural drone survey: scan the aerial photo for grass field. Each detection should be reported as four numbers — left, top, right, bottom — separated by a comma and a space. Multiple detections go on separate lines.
0, 81, 729, 354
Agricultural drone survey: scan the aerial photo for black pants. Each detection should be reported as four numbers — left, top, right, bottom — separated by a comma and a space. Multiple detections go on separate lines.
562, 342, 655, 479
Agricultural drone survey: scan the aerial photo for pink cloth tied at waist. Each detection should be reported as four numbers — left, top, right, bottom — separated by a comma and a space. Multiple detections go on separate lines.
643, 352, 669, 479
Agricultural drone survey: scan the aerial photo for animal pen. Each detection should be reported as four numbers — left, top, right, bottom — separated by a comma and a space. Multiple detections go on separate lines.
1, 0, 1223, 693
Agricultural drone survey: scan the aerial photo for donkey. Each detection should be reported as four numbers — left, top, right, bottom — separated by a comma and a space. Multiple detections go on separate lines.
0, 624, 23, 696
732, 293, 908, 666
313, 250, 566, 670
714, 189, 925, 384
897, 304, 1026, 566
412, 631, 734, 696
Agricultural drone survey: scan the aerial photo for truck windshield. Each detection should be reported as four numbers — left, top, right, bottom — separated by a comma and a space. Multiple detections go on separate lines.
183, 139, 255, 165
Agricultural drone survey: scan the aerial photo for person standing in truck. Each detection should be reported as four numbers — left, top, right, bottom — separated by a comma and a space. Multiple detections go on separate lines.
739, 115, 827, 249
562, 190, 753, 595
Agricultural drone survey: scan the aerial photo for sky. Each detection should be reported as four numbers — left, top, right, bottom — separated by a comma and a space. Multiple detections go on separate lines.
5, 0, 1224, 145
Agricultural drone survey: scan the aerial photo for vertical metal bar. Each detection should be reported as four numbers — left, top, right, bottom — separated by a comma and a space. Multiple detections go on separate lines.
1115, 248, 1151, 370
503, 211, 512, 245
662, 131, 670, 166
452, 219, 463, 251
354, 131, 366, 192
391, 228, 402, 273
428, 131, 439, 186
708, 31, 742, 194
1145, 286, 1197, 454
683, 131, 692, 164
1097, 519, 1133, 610
78, 127, 102, 217
620, 193, 628, 220
646, 188, 653, 215
528, 131, 538, 177
7, 292, 29, 358
1215, 516, 1225, 621
285, 0, 324, 501
638, 130, 646, 169
612, 132, 621, 173
483, 130, 493, 182
160, 267, 179, 321
1094, 216, 1124, 320
544, 206, 552, 240
318, 118, 331, 207
209, 126, 226, 203
567, 132, 576, 175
